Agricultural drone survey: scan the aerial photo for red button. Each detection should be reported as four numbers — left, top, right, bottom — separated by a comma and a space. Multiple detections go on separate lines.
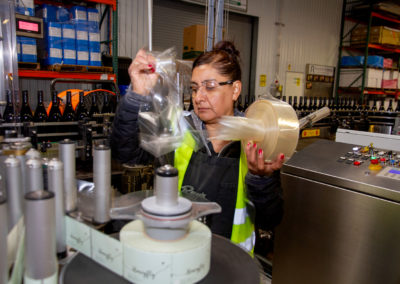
354, 161, 361, 166
379, 157, 386, 162
371, 159, 379, 164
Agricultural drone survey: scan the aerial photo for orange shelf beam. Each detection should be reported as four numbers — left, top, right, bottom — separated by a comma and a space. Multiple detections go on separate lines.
371, 12, 400, 24
368, 43, 400, 53
19, 70, 116, 81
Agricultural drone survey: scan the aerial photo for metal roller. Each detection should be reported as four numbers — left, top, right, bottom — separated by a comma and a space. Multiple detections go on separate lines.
24, 190, 57, 281
25, 158, 43, 193
93, 145, 111, 224
48, 158, 66, 257
59, 139, 77, 212
4, 155, 24, 231
0, 196, 7, 284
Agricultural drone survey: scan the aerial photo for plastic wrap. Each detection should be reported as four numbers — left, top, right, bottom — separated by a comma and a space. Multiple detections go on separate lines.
138, 48, 202, 157
211, 94, 300, 161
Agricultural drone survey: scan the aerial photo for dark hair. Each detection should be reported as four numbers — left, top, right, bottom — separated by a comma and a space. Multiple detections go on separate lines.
192, 41, 241, 81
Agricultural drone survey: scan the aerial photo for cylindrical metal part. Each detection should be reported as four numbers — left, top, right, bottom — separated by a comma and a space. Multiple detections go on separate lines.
4, 155, 24, 231
93, 145, 111, 224
25, 148, 41, 160
42, 158, 50, 191
25, 158, 43, 193
155, 165, 179, 207
59, 139, 77, 212
10, 142, 30, 194
0, 196, 8, 284
24, 190, 57, 281
48, 158, 66, 256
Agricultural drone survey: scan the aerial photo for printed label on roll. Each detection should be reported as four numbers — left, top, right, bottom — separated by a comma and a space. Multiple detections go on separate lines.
49, 27, 61, 37
77, 51, 89, 61
22, 44, 37, 55
76, 30, 88, 40
49, 48, 62, 58
63, 29, 75, 39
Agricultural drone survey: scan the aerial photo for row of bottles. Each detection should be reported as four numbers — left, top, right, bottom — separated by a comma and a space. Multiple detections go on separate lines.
281, 95, 400, 118
3, 90, 118, 123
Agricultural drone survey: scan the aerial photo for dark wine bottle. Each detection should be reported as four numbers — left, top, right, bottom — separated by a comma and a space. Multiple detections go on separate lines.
387, 99, 394, 113
48, 91, 62, 122
282, 96, 287, 102
3, 90, 15, 123
20, 90, 33, 122
33, 90, 48, 122
292, 96, 298, 110
244, 95, 250, 110
370, 99, 377, 113
288, 96, 293, 106
89, 95, 100, 118
308, 97, 314, 111
102, 94, 112, 114
62, 91, 76, 121
75, 91, 88, 121
378, 98, 385, 114
317, 97, 323, 109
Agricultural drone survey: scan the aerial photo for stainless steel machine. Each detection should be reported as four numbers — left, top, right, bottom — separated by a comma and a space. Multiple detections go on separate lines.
273, 139, 400, 284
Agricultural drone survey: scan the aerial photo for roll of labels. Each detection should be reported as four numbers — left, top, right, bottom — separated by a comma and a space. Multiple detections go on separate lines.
212, 96, 331, 161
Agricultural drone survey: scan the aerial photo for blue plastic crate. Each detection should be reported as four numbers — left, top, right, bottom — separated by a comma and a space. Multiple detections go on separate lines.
88, 23, 100, 44
70, 6, 87, 23
89, 41, 100, 52
77, 45, 89, 66
45, 43, 62, 65
36, 4, 57, 22
63, 47, 77, 65
341, 55, 384, 68
57, 6, 70, 22
89, 50, 101, 66
44, 22, 62, 45
62, 24, 76, 47
367, 56, 384, 68
87, 8, 100, 25
75, 23, 89, 47
19, 37, 37, 63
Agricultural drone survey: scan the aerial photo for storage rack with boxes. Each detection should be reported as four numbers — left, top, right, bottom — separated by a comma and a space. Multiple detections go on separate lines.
8, 0, 120, 163
334, 0, 400, 135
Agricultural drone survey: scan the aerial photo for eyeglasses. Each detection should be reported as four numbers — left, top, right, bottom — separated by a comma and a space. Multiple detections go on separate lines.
190, 79, 234, 97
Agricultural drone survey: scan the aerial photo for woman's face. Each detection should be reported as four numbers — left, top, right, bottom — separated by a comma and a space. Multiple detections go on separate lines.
191, 64, 241, 124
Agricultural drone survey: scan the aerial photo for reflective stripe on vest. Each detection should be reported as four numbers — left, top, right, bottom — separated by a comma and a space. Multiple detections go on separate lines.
174, 132, 255, 254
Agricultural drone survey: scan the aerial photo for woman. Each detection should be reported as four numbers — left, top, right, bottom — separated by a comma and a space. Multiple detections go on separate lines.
111, 41, 284, 253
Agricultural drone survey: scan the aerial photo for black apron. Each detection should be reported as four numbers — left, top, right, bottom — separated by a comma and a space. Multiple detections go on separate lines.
182, 141, 241, 239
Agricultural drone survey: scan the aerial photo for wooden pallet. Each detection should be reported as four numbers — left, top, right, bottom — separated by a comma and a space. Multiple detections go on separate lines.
18, 62, 40, 70
47, 64, 87, 72
86, 66, 113, 73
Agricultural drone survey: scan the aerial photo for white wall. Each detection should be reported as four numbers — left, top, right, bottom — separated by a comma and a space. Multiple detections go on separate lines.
117, 0, 343, 98
246, 0, 343, 97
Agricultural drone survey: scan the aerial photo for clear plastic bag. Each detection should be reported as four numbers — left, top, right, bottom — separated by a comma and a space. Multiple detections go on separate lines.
137, 48, 203, 157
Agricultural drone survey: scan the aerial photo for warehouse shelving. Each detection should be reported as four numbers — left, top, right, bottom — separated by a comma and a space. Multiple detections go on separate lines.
18, 0, 119, 84
335, 0, 400, 103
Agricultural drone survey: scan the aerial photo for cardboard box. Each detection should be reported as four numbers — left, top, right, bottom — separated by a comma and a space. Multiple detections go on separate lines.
183, 25, 206, 55
351, 26, 400, 46
339, 68, 383, 88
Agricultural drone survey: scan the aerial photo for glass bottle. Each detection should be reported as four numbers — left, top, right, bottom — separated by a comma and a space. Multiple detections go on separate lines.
282, 96, 287, 102
378, 98, 385, 115
292, 96, 298, 110
75, 91, 88, 121
395, 100, 400, 113
288, 96, 293, 106
102, 94, 112, 114
89, 95, 100, 118
3, 90, 15, 123
47, 91, 62, 122
20, 90, 33, 122
33, 90, 48, 122
62, 91, 76, 121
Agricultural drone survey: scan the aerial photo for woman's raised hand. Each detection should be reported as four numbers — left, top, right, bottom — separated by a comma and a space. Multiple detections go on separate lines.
245, 141, 285, 176
129, 49, 158, 96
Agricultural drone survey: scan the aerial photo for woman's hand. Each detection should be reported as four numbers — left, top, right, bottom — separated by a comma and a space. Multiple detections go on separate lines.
129, 49, 158, 96
245, 141, 285, 176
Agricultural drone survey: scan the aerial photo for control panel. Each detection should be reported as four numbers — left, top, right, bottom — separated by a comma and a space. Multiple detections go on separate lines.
336, 143, 400, 180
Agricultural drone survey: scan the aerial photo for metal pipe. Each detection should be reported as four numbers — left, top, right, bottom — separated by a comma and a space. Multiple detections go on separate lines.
25, 158, 43, 193
24, 190, 57, 281
93, 145, 111, 224
48, 158, 66, 257
4, 155, 23, 231
155, 165, 178, 207
0, 196, 7, 284
59, 139, 77, 212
